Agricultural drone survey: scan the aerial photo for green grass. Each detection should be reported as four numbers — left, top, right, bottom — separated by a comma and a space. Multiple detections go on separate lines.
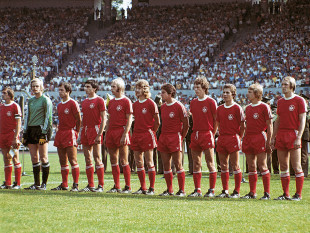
0, 152, 309, 232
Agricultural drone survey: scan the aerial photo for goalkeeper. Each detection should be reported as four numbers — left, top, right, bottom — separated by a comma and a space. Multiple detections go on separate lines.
23, 78, 53, 190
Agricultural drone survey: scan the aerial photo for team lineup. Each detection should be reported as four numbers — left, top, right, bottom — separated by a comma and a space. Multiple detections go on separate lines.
0, 76, 307, 201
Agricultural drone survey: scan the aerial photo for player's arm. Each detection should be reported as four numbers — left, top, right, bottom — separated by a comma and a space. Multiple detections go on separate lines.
294, 112, 306, 148
95, 111, 106, 144
266, 119, 273, 152
120, 113, 132, 145
12, 116, 21, 148
74, 112, 82, 133
212, 112, 218, 136
181, 116, 189, 139
40, 98, 53, 145
270, 115, 279, 149
153, 113, 160, 132
239, 121, 245, 138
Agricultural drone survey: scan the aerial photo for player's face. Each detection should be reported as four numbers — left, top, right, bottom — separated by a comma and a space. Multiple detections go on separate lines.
194, 84, 205, 98
135, 86, 143, 98
31, 82, 42, 94
247, 89, 256, 102
161, 89, 170, 102
222, 88, 233, 102
58, 86, 69, 99
111, 83, 118, 96
2, 90, 10, 101
281, 80, 292, 94
84, 84, 96, 96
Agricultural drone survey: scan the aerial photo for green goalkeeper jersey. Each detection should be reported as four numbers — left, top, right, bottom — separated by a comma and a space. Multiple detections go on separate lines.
24, 95, 53, 134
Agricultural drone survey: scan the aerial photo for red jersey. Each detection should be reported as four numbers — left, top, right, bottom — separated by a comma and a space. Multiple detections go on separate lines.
0, 102, 22, 133
216, 102, 245, 136
57, 98, 80, 131
133, 98, 159, 133
245, 102, 273, 135
190, 96, 217, 132
108, 96, 133, 130
277, 94, 307, 131
161, 100, 188, 134
81, 96, 106, 127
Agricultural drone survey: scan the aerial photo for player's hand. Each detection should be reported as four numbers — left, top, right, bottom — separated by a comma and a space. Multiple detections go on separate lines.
22, 133, 27, 145
39, 134, 47, 145
120, 133, 129, 145
270, 138, 275, 151
293, 137, 301, 149
95, 134, 101, 144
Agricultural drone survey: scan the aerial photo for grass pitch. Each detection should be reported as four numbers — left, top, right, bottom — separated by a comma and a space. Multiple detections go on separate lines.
0, 152, 309, 232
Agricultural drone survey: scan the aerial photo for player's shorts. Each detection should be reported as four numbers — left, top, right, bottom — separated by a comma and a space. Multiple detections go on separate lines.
25, 126, 52, 145
81, 125, 103, 146
242, 132, 267, 155
131, 129, 157, 151
275, 130, 301, 151
190, 130, 215, 151
105, 127, 131, 149
54, 129, 78, 148
157, 133, 183, 154
0, 131, 17, 148
216, 134, 241, 155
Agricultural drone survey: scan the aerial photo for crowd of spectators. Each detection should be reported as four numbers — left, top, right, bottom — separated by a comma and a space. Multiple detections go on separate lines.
58, 3, 250, 91
0, 7, 92, 93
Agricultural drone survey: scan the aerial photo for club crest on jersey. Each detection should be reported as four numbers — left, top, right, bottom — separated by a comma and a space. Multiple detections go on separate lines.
202, 106, 208, 113
289, 105, 295, 111
142, 108, 147, 114
169, 112, 175, 118
6, 111, 12, 116
228, 114, 234, 120
64, 108, 70, 114
116, 105, 122, 111
253, 113, 259, 119
90, 103, 95, 109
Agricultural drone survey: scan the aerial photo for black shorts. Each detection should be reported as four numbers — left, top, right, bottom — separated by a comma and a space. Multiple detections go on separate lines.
25, 126, 52, 145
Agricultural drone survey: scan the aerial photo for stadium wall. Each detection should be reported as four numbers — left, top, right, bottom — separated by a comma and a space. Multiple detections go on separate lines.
0, 0, 93, 8
132, 0, 246, 6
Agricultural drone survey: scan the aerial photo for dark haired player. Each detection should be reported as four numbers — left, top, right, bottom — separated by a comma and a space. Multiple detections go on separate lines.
51, 82, 81, 191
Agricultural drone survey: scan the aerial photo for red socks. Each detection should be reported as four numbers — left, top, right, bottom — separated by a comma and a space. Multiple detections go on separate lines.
137, 167, 147, 190
96, 164, 105, 187
86, 164, 95, 188
234, 169, 242, 193
221, 170, 229, 191
111, 164, 120, 189
61, 165, 70, 187
193, 171, 202, 192
295, 172, 304, 196
261, 169, 270, 194
209, 171, 217, 190
122, 164, 131, 188
177, 169, 185, 191
14, 163, 21, 186
248, 171, 257, 194
4, 164, 13, 186
71, 164, 80, 184
164, 170, 173, 193
280, 171, 290, 196
148, 166, 156, 189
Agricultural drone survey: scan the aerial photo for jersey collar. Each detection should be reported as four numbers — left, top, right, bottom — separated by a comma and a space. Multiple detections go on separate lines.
224, 101, 235, 108
138, 99, 147, 103
283, 93, 296, 100
115, 95, 125, 100
88, 95, 98, 100
198, 95, 208, 101
61, 97, 71, 104
251, 101, 262, 107
166, 100, 177, 106
4, 102, 14, 106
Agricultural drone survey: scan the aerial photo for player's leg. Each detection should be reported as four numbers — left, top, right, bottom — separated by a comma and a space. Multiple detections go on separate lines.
51, 147, 69, 190
230, 151, 242, 198
119, 145, 131, 193
67, 146, 80, 191
216, 153, 230, 198
242, 153, 257, 199
12, 151, 21, 189
204, 148, 217, 197
188, 150, 203, 197
25, 144, 41, 189
160, 152, 174, 195
107, 147, 121, 193
93, 143, 104, 192
38, 143, 49, 190
172, 151, 186, 196
79, 145, 95, 191
144, 149, 156, 194
1, 148, 13, 189
274, 150, 291, 200
133, 151, 147, 194
290, 148, 303, 201
257, 152, 271, 200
